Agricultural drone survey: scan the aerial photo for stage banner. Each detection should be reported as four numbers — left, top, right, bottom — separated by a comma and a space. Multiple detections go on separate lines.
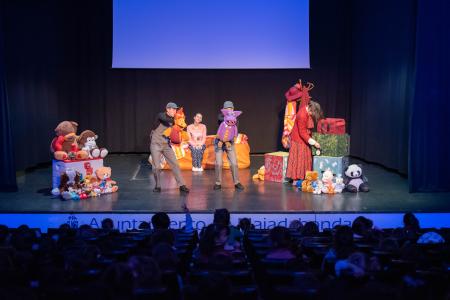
1, 212, 449, 233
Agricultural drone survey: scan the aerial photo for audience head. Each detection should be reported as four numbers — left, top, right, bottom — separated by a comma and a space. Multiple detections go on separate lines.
403, 212, 420, 232
199, 224, 230, 256
58, 223, 70, 230
213, 208, 230, 226
352, 216, 373, 237
101, 218, 114, 230
269, 226, 292, 249
301, 221, 319, 236
289, 220, 303, 231
151, 212, 170, 230
237, 218, 253, 233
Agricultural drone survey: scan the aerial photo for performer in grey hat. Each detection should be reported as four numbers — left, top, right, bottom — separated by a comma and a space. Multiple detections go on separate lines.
214, 100, 244, 190
149, 102, 189, 193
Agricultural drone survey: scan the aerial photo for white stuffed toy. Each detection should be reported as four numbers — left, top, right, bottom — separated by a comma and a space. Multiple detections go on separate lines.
321, 169, 336, 194
334, 174, 345, 193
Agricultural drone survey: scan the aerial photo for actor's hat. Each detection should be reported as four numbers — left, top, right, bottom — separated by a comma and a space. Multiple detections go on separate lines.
285, 86, 302, 101
166, 102, 179, 109
223, 101, 234, 109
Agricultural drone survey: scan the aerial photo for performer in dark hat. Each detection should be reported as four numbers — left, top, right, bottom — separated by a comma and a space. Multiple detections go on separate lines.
214, 101, 244, 191
150, 102, 189, 193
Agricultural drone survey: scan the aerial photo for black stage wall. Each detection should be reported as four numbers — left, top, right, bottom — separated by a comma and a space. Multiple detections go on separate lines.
1, 0, 449, 192
1, 0, 353, 169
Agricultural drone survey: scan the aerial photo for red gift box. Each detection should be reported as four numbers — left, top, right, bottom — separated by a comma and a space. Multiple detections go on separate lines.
264, 152, 289, 182
317, 118, 346, 135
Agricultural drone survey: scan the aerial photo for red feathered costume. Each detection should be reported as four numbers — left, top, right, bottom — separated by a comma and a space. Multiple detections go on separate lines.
285, 82, 315, 180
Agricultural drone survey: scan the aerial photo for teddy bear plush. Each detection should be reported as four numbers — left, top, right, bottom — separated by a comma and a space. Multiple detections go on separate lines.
95, 166, 118, 193
321, 169, 336, 194
252, 166, 265, 181
302, 171, 318, 193
344, 164, 370, 192
51, 121, 88, 160
77, 130, 109, 159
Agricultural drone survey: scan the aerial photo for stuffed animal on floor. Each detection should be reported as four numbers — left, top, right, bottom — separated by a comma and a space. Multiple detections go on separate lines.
163, 107, 189, 144
252, 166, 265, 181
302, 171, 318, 193
321, 169, 336, 194
312, 180, 323, 194
50, 121, 89, 160
55, 168, 83, 200
216, 109, 242, 150
334, 174, 345, 193
95, 166, 118, 193
344, 164, 370, 192
77, 130, 108, 159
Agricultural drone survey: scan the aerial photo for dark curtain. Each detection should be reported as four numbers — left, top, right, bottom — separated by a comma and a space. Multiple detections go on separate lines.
408, 0, 450, 192
0, 3, 17, 192
349, 0, 417, 174
3, 0, 352, 170
4, 0, 448, 193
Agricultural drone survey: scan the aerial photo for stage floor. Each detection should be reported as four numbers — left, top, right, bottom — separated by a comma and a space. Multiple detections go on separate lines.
0, 154, 449, 214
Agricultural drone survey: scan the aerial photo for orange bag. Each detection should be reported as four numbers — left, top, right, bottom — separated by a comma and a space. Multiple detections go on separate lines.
161, 134, 250, 170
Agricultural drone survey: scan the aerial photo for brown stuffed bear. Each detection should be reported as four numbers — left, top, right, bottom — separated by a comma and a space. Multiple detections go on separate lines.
50, 121, 88, 160
95, 166, 118, 193
77, 130, 108, 159
302, 171, 319, 193
59, 168, 82, 192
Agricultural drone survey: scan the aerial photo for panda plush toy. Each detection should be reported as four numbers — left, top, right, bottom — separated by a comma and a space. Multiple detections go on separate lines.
344, 164, 370, 192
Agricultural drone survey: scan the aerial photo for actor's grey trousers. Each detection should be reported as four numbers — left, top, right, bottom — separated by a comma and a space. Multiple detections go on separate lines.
150, 142, 185, 188
215, 144, 240, 185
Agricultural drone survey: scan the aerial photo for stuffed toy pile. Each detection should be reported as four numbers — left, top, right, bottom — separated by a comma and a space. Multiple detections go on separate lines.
50, 120, 117, 200
52, 166, 118, 200
50, 121, 109, 161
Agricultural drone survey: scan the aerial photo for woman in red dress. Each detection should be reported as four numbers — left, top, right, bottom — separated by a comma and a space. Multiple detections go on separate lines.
285, 82, 323, 183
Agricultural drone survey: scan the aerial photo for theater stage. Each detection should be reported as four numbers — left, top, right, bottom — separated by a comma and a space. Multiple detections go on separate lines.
1, 154, 450, 231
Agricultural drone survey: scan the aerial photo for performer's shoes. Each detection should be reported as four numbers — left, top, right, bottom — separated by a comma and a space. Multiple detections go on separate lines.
153, 187, 161, 193
235, 183, 245, 190
179, 185, 190, 193
213, 184, 222, 190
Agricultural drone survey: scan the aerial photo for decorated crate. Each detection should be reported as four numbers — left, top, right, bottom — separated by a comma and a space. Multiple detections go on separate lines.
312, 133, 350, 157
317, 118, 346, 135
264, 151, 289, 182
313, 156, 349, 177
52, 158, 104, 189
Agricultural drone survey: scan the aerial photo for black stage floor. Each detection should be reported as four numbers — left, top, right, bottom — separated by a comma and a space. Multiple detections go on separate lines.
1, 154, 449, 214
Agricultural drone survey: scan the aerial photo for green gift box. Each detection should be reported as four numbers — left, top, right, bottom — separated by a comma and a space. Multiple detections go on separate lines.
312, 133, 350, 157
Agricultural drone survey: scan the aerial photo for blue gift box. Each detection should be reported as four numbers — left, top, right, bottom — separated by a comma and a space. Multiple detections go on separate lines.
313, 156, 349, 177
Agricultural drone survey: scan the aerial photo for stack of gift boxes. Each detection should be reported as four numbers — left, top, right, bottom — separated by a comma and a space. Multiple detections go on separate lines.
263, 119, 349, 184
312, 118, 349, 181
